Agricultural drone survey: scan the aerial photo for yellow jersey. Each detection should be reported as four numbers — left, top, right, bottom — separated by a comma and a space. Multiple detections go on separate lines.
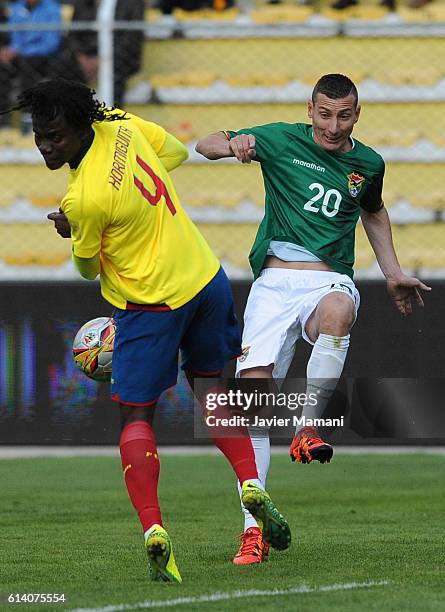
61, 112, 220, 310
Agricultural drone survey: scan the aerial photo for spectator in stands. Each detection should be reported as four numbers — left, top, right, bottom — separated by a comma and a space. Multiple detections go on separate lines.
68, 0, 145, 107
0, 0, 62, 132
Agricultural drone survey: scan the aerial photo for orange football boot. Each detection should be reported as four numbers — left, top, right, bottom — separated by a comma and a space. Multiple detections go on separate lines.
232, 527, 269, 565
289, 426, 333, 464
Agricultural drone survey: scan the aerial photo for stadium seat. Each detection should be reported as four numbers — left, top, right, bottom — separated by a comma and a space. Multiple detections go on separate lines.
323, 5, 389, 21
0, 225, 70, 266
380, 67, 441, 86
150, 72, 216, 88
356, 223, 445, 271
196, 223, 257, 269
173, 8, 240, 21
250, 6, 313, 24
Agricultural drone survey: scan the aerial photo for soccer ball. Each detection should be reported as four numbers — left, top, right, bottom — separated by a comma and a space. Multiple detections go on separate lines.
72, 317, 116, 382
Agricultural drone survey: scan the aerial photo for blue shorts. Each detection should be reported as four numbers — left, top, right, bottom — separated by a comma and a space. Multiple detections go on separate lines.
111, 267, 241, 406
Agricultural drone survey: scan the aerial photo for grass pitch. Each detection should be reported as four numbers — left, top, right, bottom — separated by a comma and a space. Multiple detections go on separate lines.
1, 452, 444, 611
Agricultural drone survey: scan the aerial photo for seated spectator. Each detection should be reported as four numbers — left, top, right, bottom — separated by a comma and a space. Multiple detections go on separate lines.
0, 0, 62, 132
68, 0, 145, 108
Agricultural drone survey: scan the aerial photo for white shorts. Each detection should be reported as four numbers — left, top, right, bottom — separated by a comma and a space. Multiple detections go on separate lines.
236, 268, 360, 379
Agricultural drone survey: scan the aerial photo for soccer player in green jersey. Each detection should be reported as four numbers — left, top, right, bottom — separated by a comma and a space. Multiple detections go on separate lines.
196, 73, 431, 565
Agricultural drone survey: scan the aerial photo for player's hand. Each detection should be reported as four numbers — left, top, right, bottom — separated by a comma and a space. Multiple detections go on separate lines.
387, 275, 431, 317
47, 208, 71, 238
229, 134, 256, 164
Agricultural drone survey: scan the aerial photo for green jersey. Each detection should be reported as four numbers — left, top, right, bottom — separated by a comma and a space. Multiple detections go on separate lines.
228, 122, 385, 279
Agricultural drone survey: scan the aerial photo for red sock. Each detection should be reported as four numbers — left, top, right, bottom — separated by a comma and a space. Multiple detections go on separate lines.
203, 386, 259, 484
212, 434, 259, 484
119, 421, 162, 532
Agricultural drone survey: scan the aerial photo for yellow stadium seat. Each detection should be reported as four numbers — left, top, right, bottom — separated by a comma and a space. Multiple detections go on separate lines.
196, 223, 256, 269
61, 2, 74, 22
250, 6, 312, 23
181, 72, 217, 87
149, 74, 183, 88
150, 72, 216, 88
173, 8, 239, 21
0, 194, 19, 208
0, 128, 22, 147
146, 8, 162, 22
3, 253, 69, 266
425, 5, 445, 22
321, 7, 357, 21
379, 67, 441, 86
0, 224, 70, 266
30, 196, 63, 208
300, 71, 367, 87
226, 74, 290, 87
398, 7, 431, 22
357, 223, 445, 271
392, 224, 445, 269
425, 132, 445, 148
410, 192, 444, 209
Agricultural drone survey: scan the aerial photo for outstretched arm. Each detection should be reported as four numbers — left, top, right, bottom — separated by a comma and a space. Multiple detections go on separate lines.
157, 132, 188, 172
361, 206, 431, 316
195, 131, 257, 164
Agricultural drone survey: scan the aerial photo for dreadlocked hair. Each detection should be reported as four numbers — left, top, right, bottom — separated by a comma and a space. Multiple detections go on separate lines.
0, 78, 127, 129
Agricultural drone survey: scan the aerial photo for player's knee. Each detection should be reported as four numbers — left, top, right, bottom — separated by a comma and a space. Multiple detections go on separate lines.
119, 404, 155, 430
317, 294, 355, 336
239, 365, 274, 378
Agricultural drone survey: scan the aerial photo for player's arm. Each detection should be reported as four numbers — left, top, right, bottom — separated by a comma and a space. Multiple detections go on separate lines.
72, 252, 100, 280
123, 113, 188, 171
361, 206, 431, 316
157, 132, 188, 172
195, 131, 257, 164
47, 209, 100, 279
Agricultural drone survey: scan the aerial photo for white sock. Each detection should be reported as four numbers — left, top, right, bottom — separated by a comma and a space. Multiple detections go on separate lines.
144, 523, 162, 543
296, 333, 349, 434
238, 428, 270, 531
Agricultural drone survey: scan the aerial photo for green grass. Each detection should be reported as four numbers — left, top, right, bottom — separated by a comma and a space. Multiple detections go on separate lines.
1, 453, 444, 611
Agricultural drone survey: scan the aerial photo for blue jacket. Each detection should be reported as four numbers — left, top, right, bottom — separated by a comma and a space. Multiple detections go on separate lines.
9, 0, 61, 57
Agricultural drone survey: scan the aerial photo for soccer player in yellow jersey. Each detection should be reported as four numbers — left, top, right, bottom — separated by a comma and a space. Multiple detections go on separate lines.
13, 79, 291, 582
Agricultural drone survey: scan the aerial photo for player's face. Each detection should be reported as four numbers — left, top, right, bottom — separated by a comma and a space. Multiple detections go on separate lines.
33, 114, 89, 170
308, 93, 360, 153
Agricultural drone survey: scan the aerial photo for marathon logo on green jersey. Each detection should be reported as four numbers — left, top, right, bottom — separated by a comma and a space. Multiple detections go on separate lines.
292, 158, 325, 173
347, 172, 365, 198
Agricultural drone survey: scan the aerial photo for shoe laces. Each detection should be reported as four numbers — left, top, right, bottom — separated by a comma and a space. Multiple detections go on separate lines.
236, 528, 262, 556
300, 427, 325, 447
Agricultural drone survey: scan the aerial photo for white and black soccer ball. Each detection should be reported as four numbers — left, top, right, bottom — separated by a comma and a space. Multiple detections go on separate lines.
72, 317, 116, 382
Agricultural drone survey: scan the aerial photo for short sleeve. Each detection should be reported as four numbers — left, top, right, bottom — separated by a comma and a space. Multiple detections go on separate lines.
360, 161, 385, 213
125, 112, 167, 155
227, 123, 290, 163
62, 196, 108, 259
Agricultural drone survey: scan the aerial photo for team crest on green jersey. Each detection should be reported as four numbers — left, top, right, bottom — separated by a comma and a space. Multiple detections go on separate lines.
347, 172, 365, 198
